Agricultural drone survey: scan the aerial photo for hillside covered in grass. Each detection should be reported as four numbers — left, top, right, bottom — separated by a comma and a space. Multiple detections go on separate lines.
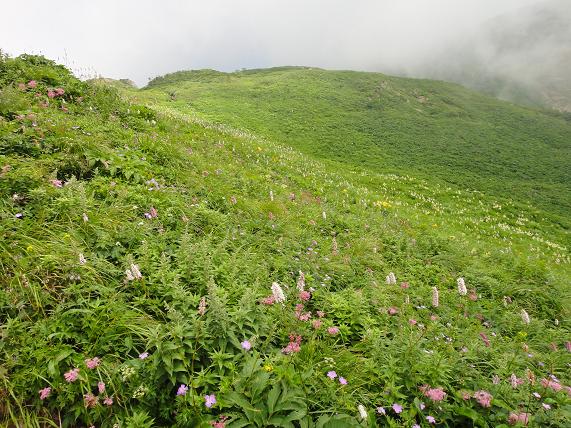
141, 67, 571, 234
1, 55, 570, 428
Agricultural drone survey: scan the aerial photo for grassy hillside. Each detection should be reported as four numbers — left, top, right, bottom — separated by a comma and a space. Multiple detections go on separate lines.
1, 55, 570, 427
140, 67, 571, 234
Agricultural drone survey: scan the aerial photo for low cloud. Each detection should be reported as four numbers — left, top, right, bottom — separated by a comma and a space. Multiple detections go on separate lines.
1, 0, 563, 98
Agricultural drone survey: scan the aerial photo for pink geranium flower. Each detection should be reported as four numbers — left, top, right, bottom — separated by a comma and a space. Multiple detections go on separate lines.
27, 80, 37, 88
339, 377, 348, 385
241, 340, 251, 351
327, 370, 337, 380
299, 290, 311, 301
103, 396, 113, 406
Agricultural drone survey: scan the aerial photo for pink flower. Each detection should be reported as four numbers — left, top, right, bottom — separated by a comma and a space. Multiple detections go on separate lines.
103, 396, 113, 406
299, 291, 311, 301
392, 403, 403, 414
198, 296, 207, 315
327, 327, 340, 335
473, 390, 492, 408
139, 352, 149, 359
204, 394, 217, 408
542, 403, 551, 410
83, 392, 98, 408
177, 384, 189, 396
55, 88, 65, 96
241, 340, 252, 351
388, 307, 398, 315
565, 341, 571, 352
510, 374, 524, 389
541, 378, 562, 392
282, 334, 302, 354
508, 412, 529, 426
27, 80, 37, 88
47, 90, 56, 98
424, 387, 447, 402
18, 83, 26, 90
479, 333, 490, 347
377, 407, 386, 415
400, 282, 409, 289
317, 311, 325, 318
339, 377, 347, 385
409, 319, 417, 325
50, 179, 63, 188
327, 371, 337, 380
261, 295, 275, 305
430, 314, 438, 321
312, 319, 322, 329
85, 357, 100, 369
98, 381, 105, 394
427, 416, 436, 424
64, 368, 79, 382
39, 387, 51, 400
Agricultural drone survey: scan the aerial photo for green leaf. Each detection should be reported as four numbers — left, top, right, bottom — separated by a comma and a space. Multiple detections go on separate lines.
267, 383, 281, 414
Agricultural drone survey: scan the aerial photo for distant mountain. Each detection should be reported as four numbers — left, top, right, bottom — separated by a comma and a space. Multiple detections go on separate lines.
421, 0, 571, 111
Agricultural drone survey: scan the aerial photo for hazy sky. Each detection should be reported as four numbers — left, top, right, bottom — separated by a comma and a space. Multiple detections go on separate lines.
1, 0, 544, 86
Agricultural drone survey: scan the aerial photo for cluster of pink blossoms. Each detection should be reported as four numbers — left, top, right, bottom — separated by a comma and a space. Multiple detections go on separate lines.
473, 390, 493, 408
420, 385, 447, 402
47, 87, 65, 98
282, 334, 302, 354
508, 412, 530, 426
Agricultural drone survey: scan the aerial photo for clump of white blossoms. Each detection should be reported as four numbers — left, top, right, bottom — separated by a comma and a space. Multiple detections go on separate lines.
521, 309, 530, 325
432, 287, 440, 308
386, 272, 396, 285
297, 271, 306, 291
271, 282, 286, 303
357, 404, 367, 420
125, 264, 143, 281
457, 277, 467, 295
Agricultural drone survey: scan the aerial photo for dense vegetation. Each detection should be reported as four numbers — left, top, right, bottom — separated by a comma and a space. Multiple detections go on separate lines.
0, 55, 570, 428
141, 67, 571, 234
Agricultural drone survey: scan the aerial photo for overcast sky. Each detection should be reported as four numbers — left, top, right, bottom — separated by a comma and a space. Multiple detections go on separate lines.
1, 0, 544, 86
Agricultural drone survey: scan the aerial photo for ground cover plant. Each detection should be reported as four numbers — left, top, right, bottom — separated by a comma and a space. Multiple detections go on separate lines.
0, 54, 570, 427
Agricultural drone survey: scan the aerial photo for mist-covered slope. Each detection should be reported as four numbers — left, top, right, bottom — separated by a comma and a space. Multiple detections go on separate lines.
419, 0, 571, 112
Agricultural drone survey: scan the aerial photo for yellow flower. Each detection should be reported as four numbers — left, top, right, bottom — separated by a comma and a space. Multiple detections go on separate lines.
26, 245, 34, 252
263, 364, 273, 372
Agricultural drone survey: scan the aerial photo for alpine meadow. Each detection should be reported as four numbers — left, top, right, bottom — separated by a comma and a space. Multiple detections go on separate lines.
1, 12, 571, 428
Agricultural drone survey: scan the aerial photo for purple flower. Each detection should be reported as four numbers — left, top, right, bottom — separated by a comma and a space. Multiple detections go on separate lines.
413, 425, 421, 428
427, 415, 436, 424
392, 403, 403, 414
327, 371, 337, 380
204, 394, 216, 408
339, 377, 347, 385
15, 213, 23, 219
139, 352, 149, 359
241, 340, 251, 351
377, 406, 386, 415
419, 402, 426, 410
177, 384, 188, 396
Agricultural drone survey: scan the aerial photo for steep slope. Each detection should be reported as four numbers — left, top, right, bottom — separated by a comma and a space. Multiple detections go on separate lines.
1, 55, 570, 427
140, 67, 571, 234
